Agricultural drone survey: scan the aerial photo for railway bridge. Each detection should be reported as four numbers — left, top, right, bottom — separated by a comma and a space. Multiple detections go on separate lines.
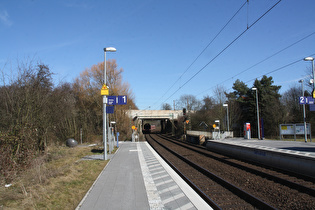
128, 110, 183, 140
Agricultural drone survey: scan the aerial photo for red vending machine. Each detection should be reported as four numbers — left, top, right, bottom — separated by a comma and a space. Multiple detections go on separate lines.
244, 123, 251, 139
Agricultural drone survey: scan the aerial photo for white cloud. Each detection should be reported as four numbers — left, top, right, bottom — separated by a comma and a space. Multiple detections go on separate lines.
0, 10, 13, 26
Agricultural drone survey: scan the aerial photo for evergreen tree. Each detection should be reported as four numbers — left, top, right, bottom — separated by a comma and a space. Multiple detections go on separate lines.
230, 76, 284, 138
253, 76, 284, 137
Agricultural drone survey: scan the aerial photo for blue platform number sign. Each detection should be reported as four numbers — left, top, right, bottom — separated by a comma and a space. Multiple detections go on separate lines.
107, 96, 116, 105
106, 95, 127, 105
106, 106, 114, 114
308, 97, 315, 105
300, 96, 315, 105
117, 95, 127, 105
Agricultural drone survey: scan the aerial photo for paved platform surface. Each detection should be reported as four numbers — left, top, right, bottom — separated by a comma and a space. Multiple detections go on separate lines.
212, 138, 315, 158
76, 142, 211, 210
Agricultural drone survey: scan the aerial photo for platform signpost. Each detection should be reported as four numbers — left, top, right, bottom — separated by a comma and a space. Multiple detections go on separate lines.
103, 95, 128, 154
103, 47, 117, 161
106, 106, 114, 114
299, 95, 315, 143
106, 95, 128, 106
101, 84, 109, 96
299, 96, 315, 105
117, 95, 127, 105
107, 96, 116, 105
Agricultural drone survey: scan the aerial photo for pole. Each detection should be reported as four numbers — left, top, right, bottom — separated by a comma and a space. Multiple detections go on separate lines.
226, 105, 229, 132
300, 80, 307, 143
80, 127, 82, 144
255, 89, 261, 140
218, 121, 220, 139
172, 113, 175, 136
103, 50, 107, 160
312, 59, 315, 142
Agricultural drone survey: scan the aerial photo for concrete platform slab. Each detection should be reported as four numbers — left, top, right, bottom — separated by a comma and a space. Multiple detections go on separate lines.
77, 142, 211, 210
207, 138, 315, 178
212, 138, 315, 158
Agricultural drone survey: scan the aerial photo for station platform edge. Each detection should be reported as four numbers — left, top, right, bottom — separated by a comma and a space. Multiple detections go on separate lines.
76, 142, 211, 210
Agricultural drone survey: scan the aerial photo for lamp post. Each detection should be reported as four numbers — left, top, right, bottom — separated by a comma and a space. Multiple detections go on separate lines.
103, 47, 116, 160
304, 57, 315, 97
299, 80, 307, 143
303, 57, 314, 143
223, 104, 229, 132
252, 87, 261, 140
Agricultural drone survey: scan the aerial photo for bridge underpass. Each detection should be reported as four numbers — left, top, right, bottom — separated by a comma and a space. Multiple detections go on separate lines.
128, 110, 183, 141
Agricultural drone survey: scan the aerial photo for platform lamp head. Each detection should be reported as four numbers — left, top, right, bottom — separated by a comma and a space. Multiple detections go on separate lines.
304, 57, 315, 91
104, 47, 117, 52
304, 56, 315, 95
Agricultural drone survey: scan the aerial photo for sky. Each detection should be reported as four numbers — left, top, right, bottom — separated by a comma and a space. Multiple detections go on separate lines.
1, 0, 315, 110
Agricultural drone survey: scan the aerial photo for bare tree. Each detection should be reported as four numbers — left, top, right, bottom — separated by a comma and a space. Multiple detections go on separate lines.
176, 94, 201, 111
281, 85, 303, 123
213, 85, 227, 104
161, 103, 172, 110
73, 59, 137, 141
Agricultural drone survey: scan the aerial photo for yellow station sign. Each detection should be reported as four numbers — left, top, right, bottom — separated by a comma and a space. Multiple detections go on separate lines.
101, 84, 109, 95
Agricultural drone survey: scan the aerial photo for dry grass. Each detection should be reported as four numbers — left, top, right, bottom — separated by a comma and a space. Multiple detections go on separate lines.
0, 145, 108, 209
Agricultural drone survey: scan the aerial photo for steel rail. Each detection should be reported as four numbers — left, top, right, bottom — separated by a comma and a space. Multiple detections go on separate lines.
148, 134, 276, 210
156, 134, 315, 196
145, 134, 222, 210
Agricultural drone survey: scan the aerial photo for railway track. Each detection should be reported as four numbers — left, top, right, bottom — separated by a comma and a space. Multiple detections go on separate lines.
146, 134, 315, 209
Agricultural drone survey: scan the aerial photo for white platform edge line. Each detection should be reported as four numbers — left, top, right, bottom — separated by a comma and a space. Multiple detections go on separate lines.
137, 143, 165, 209
145, 142, 213, 210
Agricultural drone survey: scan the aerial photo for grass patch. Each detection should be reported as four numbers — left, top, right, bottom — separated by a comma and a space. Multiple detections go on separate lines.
0, 145, 108, 209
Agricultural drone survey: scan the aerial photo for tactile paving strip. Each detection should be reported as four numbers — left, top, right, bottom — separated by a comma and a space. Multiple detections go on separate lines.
137, 143, 196, 210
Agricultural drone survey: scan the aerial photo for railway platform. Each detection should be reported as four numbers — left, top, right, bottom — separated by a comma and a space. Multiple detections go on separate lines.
210, 138, 315, 156
206, 138, 315, 178
76, 142, 210, 210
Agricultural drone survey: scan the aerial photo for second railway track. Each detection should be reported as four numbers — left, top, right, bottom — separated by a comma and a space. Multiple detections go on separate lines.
146, 134, 315, 209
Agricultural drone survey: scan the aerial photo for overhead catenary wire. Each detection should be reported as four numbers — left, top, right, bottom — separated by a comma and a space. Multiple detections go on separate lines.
244, 53, 315, 85
218, 53, 315, 93
159, 0, 282, 107
196, 31, 315, 96
150, 0, 248, 109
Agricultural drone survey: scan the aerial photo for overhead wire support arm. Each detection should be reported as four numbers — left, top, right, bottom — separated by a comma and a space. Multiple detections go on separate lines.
207, 31, 315, 92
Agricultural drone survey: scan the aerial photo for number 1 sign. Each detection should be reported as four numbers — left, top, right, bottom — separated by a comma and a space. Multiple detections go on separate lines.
105, 95, 127, 105
117, 95, 127, 105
